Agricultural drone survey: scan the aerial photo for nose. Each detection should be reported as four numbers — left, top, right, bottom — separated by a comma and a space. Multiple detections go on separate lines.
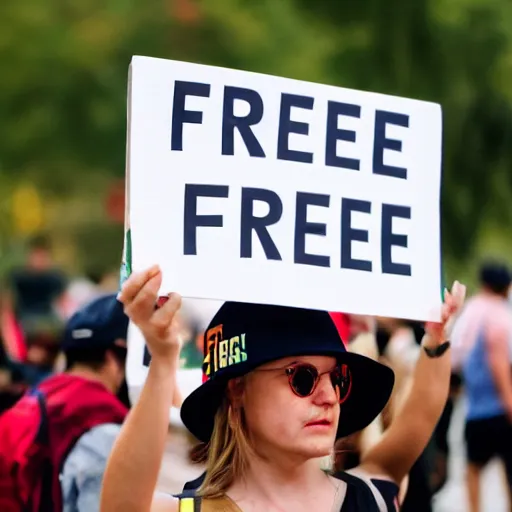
312, 372, 338, 406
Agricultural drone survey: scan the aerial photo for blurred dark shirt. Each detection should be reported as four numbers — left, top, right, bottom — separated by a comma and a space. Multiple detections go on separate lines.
9, 268, 67, 320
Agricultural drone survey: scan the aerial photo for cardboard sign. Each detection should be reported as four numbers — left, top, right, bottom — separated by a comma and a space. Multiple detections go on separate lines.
123, 55, 443, 322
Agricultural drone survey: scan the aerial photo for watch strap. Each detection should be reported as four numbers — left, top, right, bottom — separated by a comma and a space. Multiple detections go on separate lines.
423, 340, 451, 358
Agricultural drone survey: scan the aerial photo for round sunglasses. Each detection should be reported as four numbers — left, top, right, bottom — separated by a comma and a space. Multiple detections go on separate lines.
258, 362, 352, 404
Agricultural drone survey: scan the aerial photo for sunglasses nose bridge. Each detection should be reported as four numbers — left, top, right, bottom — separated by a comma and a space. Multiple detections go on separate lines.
312, 369, 339, 399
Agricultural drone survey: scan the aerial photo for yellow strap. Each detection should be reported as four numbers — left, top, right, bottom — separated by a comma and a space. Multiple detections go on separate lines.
179, 497, 195, 512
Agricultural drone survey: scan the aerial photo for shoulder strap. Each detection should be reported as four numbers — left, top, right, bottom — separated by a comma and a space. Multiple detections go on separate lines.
176, 488, 198, 499
178, 496, 202, 512
335, 471, 381, 511
175, 489, 202, 512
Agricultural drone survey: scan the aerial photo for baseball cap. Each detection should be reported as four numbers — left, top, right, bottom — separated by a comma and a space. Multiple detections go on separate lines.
62, 294, 129, 352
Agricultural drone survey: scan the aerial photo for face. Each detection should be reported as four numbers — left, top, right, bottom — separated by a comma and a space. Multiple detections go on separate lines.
241, 355, 342, 462
28, 248, 52, 269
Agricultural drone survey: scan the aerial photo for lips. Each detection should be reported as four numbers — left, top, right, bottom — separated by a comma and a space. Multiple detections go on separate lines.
305, 419, 332, 427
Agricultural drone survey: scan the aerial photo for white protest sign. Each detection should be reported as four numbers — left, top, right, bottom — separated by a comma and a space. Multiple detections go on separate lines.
124, 55, 443, 321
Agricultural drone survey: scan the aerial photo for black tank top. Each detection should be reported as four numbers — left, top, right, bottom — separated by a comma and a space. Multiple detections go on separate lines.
177, 471, 399, 511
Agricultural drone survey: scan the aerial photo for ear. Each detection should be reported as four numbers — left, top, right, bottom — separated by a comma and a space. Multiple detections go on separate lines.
227, 377, 245, 408
114, 339, 127, 349
104, 349, 117, 367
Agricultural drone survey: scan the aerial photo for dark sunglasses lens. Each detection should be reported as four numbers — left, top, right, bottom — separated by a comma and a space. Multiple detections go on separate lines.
291, 366, 317, 397
331, 365, 351, 403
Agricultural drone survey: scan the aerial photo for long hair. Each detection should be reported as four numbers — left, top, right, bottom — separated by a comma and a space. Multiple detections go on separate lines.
191, 389, 255, 498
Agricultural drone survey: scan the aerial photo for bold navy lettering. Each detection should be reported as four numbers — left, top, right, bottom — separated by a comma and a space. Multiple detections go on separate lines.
184, 184, 229, 255
325, 101, 361, 170
341, 198, 372, 272
381, 204, 411, 276
277, 94, 314, 163
171, 81, 211, 151
222, 86, 266, 157
241, 188, 282, 260
373, 110, 409, 180
294, 192, 330, 267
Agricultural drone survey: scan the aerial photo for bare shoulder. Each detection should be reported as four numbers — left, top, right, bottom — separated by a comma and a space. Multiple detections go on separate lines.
151, 492, 179, 512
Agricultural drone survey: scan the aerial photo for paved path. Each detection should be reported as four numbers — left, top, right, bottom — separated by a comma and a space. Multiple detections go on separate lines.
433, 397, 508, 512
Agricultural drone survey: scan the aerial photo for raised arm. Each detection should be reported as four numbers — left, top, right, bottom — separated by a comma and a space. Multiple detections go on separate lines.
100, 266, 181, 512
359, 282, 466, 484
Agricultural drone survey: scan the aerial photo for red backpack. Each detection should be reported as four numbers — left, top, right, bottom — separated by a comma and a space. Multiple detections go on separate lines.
0, 374, 128, 512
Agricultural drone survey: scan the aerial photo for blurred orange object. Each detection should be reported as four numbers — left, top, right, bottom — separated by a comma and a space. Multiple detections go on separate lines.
105, 180, 125, 224
172, 0, 200, 24
1, 307, 27, 363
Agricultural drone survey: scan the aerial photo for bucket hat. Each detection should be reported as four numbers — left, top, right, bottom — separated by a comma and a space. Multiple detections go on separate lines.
181, 302, 394, 442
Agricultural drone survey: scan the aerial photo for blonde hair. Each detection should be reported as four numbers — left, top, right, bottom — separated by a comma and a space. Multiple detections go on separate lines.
191, 383, 255, 498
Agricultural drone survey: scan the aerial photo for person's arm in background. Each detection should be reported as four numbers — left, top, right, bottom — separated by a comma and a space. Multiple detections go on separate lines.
449, 301, 473, 376
348, 332, 384, 454
52, 270, 73, 320
486, 318, 512, 421
61, 424, 121, 512
353, 330, 411, 503
359, 282, 466, 485
0, 273, 29, 363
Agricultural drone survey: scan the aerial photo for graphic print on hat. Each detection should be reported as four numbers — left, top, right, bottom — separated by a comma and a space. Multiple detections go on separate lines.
202, 323, 247, 383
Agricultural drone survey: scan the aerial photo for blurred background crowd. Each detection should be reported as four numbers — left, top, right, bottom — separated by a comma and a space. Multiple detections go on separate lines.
1, 0, 512, 511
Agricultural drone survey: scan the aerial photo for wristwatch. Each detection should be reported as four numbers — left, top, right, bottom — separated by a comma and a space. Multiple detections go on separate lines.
423, 340, 451, 358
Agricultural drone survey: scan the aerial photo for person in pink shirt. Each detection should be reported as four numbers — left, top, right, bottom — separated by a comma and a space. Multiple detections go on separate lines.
451, 261, 512, 512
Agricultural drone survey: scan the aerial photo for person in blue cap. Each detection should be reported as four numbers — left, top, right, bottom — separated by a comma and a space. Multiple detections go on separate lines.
0, 294, 129, 512
102, 266, 465, 512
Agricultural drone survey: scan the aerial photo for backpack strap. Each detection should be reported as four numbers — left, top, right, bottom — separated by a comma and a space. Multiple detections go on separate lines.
33, 389, 49, 444
33, 388, 55, 512
334, 471, 381, 511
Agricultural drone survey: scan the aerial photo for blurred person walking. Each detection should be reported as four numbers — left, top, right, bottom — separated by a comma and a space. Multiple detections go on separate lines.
451, 261, 512, 512
1, 236, 69, 383
2, 235, 68, 342
0, 294, 129, 512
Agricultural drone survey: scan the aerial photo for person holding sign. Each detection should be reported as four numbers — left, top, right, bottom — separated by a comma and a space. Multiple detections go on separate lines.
101, 266, 465, 512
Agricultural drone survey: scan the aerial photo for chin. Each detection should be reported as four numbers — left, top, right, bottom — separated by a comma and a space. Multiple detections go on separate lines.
296, 438, 334, 459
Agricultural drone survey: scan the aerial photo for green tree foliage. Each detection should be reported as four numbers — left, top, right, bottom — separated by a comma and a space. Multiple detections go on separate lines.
0, 0, 511, 269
